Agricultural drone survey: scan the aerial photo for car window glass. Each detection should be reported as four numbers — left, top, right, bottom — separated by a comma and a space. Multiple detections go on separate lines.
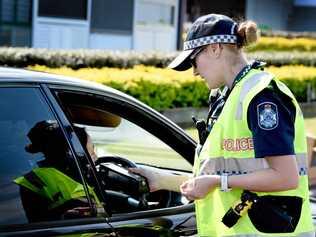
0, 87, 94, 227
85, 119, 192, 171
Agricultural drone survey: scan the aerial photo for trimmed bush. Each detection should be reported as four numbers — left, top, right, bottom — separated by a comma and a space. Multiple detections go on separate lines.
29, 65, 209, 110
268, 66, 316, 102
2, 46, 316, 69
260, 30, 316, 39
29, 65, 316, 110
0, 47, 176, 69
247, 37, 316, 52
249, 51, 316, 67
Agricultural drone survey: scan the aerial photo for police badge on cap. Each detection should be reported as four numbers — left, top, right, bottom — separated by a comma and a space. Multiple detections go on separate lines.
257, 102, 278, 130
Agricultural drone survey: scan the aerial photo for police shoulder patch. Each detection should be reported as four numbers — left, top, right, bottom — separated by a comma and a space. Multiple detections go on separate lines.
257, 102, 278, 130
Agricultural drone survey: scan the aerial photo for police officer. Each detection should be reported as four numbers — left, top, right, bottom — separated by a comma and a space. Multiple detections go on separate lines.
131, 14, 314, 236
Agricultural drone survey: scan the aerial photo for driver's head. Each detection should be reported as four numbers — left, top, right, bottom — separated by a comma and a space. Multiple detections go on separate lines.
25, 120, 69, 167
73, 126, 97, 163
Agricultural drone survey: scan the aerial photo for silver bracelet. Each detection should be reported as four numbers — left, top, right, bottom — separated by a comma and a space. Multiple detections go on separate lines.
220, 173, 232, 192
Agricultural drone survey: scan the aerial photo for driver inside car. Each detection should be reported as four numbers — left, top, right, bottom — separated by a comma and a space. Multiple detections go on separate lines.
14, 120, 102, 222
73, 125, 98, 163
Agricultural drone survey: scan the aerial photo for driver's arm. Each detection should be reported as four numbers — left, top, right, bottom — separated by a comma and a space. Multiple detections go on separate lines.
129, 166, 191, 192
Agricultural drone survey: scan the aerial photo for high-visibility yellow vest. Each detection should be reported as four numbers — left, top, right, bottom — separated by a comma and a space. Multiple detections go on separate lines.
193, 69, 314, 236
14, 167, 100, 210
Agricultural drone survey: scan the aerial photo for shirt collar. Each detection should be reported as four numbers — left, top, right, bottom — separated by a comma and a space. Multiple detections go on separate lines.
232, 60, 266, 88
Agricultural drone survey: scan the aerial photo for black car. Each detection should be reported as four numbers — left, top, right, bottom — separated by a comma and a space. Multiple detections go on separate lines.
0, 67, 197, 237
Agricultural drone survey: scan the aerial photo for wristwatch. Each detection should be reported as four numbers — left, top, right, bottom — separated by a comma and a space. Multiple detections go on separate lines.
220, 173, 232, 192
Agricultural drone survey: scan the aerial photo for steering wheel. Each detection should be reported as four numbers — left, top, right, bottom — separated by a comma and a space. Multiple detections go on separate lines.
95, 155, 137, 169
95, 156, 148, 212
95, 156, 172, 209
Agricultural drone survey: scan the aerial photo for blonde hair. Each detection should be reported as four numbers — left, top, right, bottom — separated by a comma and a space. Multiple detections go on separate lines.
237, 20, 259, 47
220, 21, 258, 66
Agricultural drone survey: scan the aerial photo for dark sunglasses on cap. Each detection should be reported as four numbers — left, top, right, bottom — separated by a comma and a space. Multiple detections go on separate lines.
190, 46, 207, 68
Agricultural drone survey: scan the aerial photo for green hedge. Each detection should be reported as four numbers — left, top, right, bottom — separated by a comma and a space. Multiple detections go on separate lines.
3, 47, 316, 69
0, 47, 175, 69
30, 65, 316, 110
30, 65, 210, 110
268, 66, 316, 102
247, 37, 316, 52
249, 51, 316, 67
260, 30, 316, 39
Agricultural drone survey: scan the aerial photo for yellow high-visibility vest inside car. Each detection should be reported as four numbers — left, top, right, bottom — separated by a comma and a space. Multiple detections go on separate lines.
15, 167, 100, 210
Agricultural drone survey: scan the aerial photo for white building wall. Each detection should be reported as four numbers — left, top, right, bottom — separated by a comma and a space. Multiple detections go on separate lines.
32, 0, 179, 51
33, 19, 89, 48
133, 0, 179, 51
89, 0, 180, 51
133, 25, 176, 51
32, 0, 91, 49
89, 33, 132, 50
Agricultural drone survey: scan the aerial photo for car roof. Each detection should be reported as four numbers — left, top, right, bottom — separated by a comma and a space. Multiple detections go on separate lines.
0, 66, 186, 129
0, 66, 123, 95
0, 67, 197, 162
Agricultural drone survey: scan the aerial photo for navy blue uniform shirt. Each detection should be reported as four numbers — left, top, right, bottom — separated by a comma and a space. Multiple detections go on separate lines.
247, 87, 296, 158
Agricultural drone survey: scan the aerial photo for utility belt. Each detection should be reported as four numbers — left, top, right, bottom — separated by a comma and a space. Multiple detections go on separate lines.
222, 190, 303, 233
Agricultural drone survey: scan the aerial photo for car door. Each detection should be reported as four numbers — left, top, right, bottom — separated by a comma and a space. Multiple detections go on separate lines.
0, 84, 121, 237
43, 83, 197, 237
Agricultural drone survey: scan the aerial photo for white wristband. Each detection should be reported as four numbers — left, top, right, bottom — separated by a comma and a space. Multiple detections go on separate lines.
220, 173, 232, 192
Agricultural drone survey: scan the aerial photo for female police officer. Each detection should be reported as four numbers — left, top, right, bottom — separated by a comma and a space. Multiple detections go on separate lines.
130, 14, 314, 236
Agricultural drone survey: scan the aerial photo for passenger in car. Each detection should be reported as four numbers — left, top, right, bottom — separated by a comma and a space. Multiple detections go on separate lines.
14, 120, 101, 222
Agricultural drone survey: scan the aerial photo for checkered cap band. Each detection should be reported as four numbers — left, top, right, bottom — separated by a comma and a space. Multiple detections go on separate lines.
183, 35, 237, 50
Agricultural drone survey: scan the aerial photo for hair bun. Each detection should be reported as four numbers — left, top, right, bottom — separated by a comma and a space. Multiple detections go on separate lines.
237, 20, 259, 47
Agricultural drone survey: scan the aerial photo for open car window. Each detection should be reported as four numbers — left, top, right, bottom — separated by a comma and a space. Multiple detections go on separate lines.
54, 90, 192, 171
86, 119, 192, 170
52, 89, 193, 214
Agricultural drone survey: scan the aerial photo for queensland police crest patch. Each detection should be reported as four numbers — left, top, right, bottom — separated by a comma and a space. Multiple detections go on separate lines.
257, 102, 278, 130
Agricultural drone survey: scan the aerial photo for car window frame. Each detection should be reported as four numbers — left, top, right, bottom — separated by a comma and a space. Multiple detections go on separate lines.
40, 84, 110, 214
0, 79, 197, 236
0, 83, 104, 232
42, 83, 197, 232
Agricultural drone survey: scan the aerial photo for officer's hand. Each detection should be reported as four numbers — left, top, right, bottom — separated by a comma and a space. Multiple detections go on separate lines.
180, 175, 220, 200
129, 165, 162, 192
